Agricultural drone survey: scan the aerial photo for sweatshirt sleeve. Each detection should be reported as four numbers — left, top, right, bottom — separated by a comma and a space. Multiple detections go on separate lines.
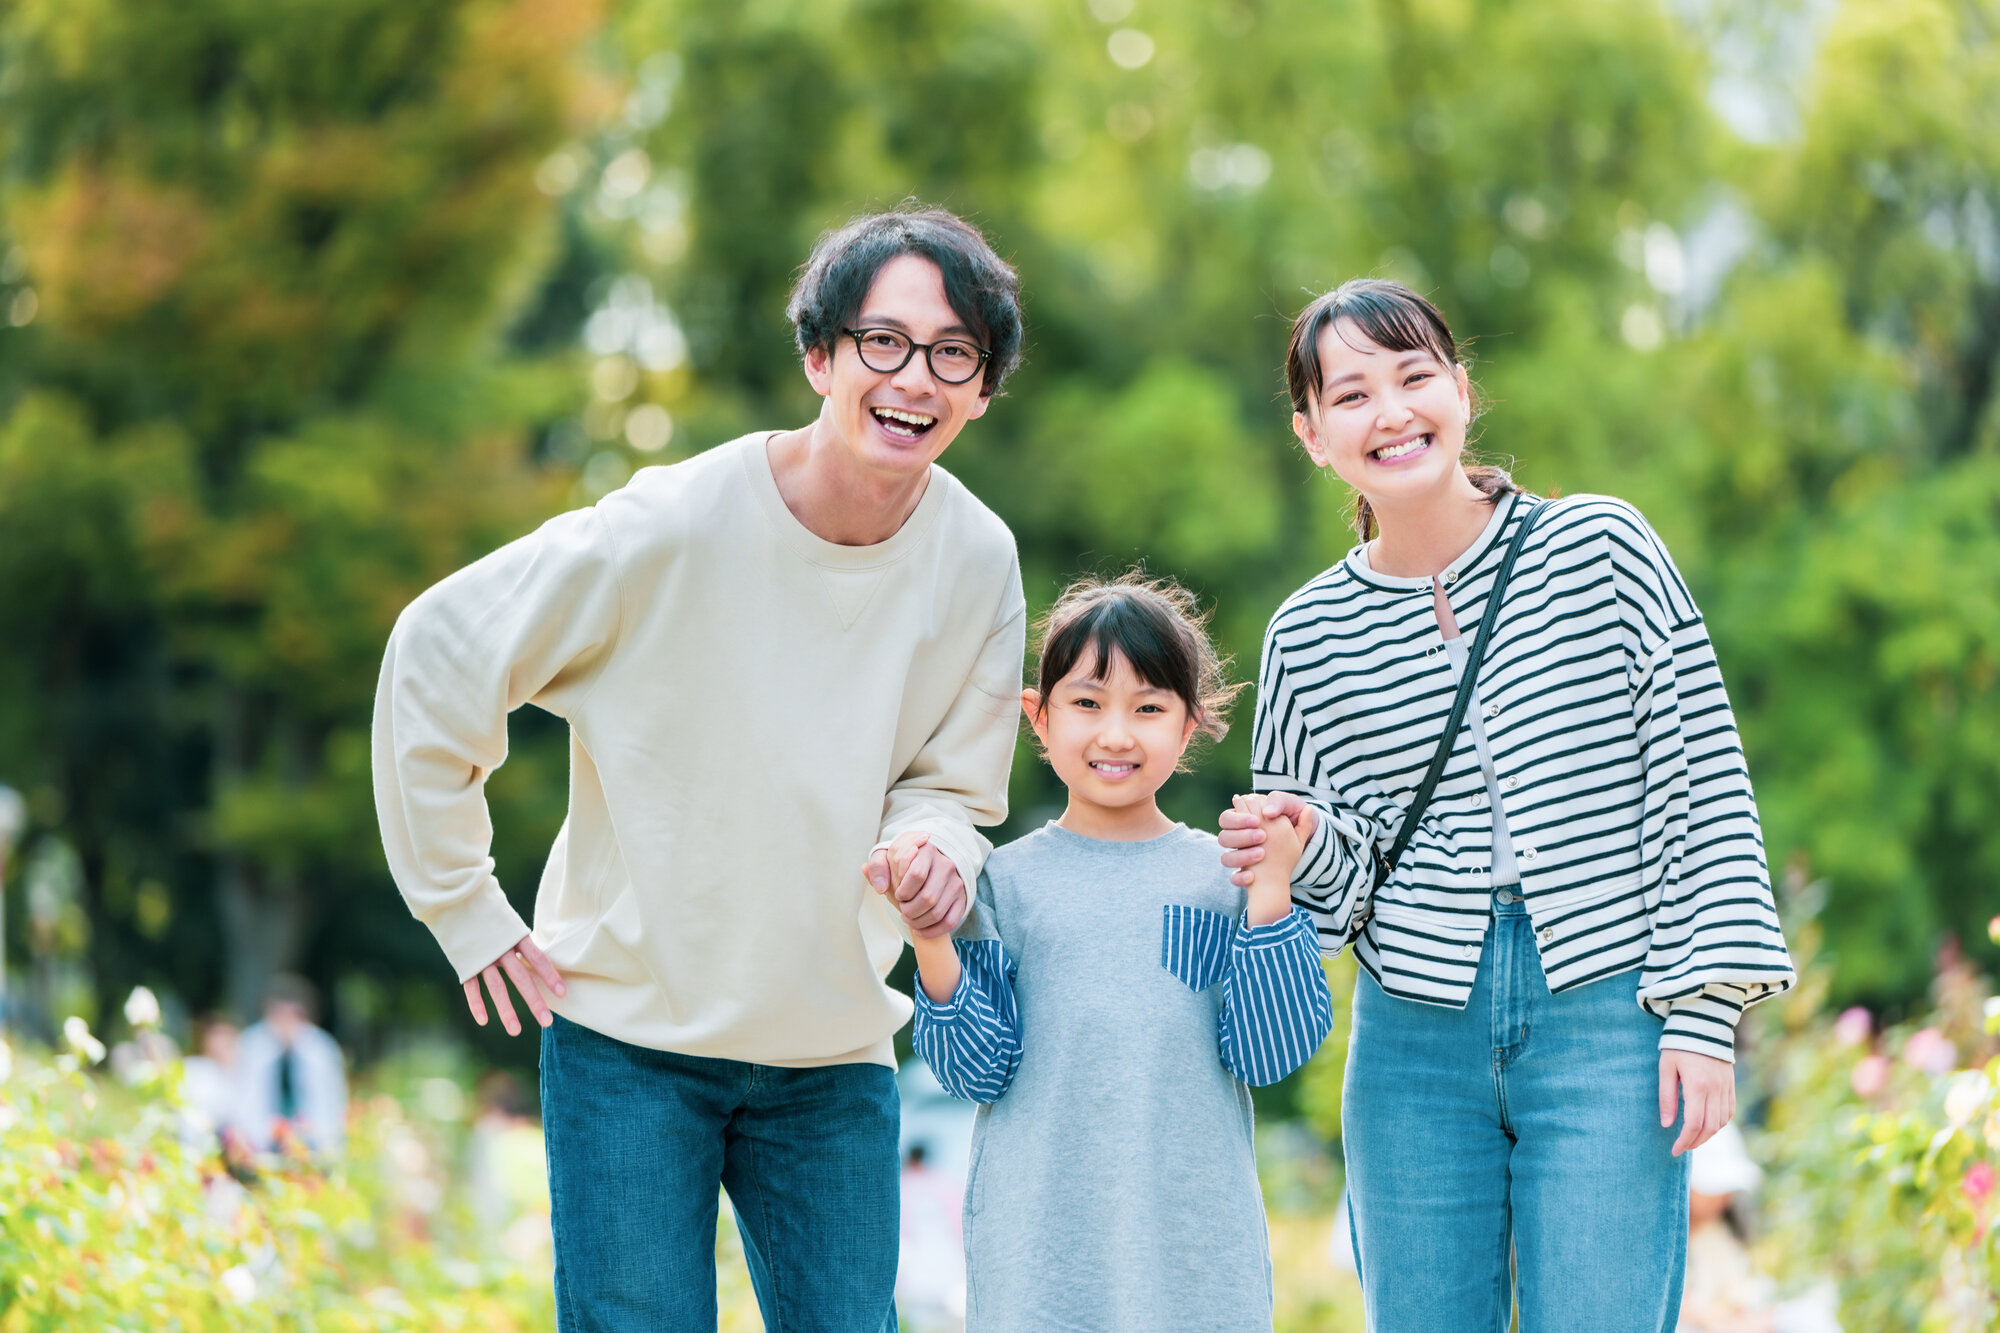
1250, 629, 1383, 957
874, 562, 1026, 893
371, 505, 626, 981
1607, 505, 1795, 1061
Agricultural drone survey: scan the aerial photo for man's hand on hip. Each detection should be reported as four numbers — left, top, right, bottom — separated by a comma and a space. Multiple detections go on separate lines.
863, 832, 969, 939
464, 933, 567, 1037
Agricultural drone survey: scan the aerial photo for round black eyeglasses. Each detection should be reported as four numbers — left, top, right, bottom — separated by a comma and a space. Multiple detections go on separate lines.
841, 327, 991, 385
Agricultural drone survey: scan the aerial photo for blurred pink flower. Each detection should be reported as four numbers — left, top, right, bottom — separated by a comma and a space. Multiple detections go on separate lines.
1851, 1054, 1891, 1098
1965, 1161, 1995, 1206
1833, 1007, 1872, 1047
1989, 915, 2000, 947
1904, 1027, 1957, 1075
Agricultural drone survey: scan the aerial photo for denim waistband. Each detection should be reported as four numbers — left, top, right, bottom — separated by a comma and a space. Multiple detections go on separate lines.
1492, 883, 1526, 916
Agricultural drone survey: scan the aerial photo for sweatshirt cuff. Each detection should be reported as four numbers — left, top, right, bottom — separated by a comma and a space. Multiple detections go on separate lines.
1657, 987, 1747, 1062
427, 878, 533, 983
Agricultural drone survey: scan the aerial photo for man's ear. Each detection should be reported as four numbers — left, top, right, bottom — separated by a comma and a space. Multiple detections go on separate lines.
1020, 689, 1048, 745
1293, 409, 1330, 469
803, 342, 834, 398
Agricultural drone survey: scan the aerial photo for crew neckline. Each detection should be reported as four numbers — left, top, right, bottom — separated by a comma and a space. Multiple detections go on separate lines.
1346, 492, 1523, 592
742, 432, 950, 570
1040, 819, 1190, 849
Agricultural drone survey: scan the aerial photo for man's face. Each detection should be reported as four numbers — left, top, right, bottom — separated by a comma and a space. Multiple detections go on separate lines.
803, 253, 992, 479
267, 1000, 306, 1043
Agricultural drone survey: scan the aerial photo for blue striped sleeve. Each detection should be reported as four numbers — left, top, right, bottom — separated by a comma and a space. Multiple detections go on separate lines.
1218, 909, 1335, 1087
911, 938, 1023, 1104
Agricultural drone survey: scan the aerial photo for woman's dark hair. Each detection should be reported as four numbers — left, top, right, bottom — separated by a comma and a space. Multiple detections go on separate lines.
1032, 572, 1245, 768
786, 202, 1024, 396
1284, 278, 1522, 541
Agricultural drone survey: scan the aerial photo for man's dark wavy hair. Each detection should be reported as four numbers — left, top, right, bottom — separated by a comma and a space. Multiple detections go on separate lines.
786, 202, 1024, 397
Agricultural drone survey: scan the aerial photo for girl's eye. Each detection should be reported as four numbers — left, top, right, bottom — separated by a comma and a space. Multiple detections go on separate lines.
1072, 697, 1099, 709
1333, 391, 1364, 406
1406, 372, 1432, 386
1137, 704, 1163, 713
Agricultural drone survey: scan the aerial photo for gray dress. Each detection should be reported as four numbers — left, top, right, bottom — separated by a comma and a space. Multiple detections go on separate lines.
912, 822, 1333, 1332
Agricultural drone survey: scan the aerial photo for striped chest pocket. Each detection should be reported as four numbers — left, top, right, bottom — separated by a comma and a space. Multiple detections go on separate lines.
1160, 905, 1236, 992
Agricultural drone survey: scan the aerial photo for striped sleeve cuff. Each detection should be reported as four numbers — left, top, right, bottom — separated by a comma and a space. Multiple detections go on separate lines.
1658, 984, 1747, 1062
912, 939, 1023, 1103
1218, 909, 1335, 1087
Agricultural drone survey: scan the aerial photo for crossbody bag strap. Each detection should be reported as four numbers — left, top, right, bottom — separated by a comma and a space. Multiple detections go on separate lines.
1374, 497, 1549, 888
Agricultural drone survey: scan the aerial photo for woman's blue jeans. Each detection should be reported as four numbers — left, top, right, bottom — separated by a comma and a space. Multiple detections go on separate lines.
1342, 892, 1689, 1332
540, 1015, 900, 1333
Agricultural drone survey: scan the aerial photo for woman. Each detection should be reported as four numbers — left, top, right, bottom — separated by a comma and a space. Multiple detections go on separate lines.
1219, 279, 1794, 1331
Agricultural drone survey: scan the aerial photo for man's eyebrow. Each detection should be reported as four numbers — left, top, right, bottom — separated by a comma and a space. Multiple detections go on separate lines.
854, 312, 978, 340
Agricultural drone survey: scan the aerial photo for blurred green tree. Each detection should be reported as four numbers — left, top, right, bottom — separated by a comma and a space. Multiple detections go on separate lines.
0, 0, 597, 1024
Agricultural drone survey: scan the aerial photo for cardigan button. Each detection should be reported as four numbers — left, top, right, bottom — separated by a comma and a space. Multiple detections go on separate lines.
1540, 927, 1554, 944
1503, 775, 1520, 791
1520, 846, 1538, 862
1483, 702, 1501, 720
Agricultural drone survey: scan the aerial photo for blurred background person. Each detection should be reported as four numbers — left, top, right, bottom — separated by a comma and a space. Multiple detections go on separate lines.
236, 973, 348, 1157
1679, 1123, 1841, 1333
467, 1069, 552, 1267
177, 1013, 243, 1152
897, 1140, 967, 1333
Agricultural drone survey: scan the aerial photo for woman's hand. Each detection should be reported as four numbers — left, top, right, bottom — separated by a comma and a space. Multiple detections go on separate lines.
1660, 1049, 1735, 1156
1232, 795, 1305, 925
1218, 791, 1319, 888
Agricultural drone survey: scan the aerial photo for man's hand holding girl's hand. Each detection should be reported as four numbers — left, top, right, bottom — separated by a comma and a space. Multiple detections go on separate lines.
1230, 795, 1305, 926
868, 833, 965, 1003
863, 831, 969, 938
1218, 791, 1318, 890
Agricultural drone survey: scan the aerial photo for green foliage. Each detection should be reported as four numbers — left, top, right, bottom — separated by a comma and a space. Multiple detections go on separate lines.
0, 1041, 555, 1329
1753, 892, 2000, 1328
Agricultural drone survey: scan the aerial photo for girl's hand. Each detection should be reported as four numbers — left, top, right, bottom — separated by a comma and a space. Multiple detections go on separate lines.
1660, 1049, 1736, 1156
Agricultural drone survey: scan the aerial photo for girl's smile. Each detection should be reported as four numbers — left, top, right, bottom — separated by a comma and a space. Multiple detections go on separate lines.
1024, 647, 1199, 841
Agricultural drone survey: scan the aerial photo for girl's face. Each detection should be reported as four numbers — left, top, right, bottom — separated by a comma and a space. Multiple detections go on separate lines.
1023, 647, 1199, 827
1291, 319, 1472, 511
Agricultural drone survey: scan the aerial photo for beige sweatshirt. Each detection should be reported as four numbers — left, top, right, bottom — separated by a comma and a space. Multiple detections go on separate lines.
372, 434, 1025, 1068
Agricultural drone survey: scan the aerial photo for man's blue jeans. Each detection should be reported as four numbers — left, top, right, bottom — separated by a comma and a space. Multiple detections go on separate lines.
1342, 892, 1690, 1332
540, 1015, 900, 1333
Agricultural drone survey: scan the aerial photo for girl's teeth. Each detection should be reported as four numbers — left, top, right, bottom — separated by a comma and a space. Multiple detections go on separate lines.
1376, 435, 1429, 460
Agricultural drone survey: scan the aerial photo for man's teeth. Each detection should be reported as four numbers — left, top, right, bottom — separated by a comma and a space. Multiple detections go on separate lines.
1374, 435, 1430, 460
872, 407, 936, 429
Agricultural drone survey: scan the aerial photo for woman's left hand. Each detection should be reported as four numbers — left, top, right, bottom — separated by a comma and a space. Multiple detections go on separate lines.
1660, 1049, 1736, 1156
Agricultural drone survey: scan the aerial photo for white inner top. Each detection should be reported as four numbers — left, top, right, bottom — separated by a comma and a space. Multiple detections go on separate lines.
1441, 633, 1520, 887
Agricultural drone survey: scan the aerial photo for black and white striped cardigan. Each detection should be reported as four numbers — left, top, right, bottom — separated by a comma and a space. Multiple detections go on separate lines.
1252, 492, 1794, 1061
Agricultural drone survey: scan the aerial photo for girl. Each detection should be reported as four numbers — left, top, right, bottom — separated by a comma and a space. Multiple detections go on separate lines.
905, 574, 1333, 1332
1220, 280, 1795, 1331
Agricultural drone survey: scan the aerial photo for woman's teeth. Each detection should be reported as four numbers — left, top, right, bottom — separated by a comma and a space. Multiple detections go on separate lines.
1373, 434, 1431, 461
872, 407, 937, 439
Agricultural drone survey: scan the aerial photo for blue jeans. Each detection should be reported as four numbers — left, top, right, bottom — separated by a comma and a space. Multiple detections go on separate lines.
1342, 892, 1689, 1332
540, 1016, 900, 1333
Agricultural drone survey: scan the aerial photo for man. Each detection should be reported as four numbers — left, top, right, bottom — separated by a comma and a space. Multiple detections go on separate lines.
235, 973, 348, 1157
373, 204, 1026, 1332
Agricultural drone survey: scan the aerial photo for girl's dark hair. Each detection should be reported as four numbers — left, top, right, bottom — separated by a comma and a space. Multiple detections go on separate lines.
1284, 278, 1522, 541
1032, 572, 1244, 769
786, 202, 1024, 396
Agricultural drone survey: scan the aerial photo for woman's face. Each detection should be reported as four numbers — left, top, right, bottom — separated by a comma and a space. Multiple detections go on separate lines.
1291, 319, 1472, 511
